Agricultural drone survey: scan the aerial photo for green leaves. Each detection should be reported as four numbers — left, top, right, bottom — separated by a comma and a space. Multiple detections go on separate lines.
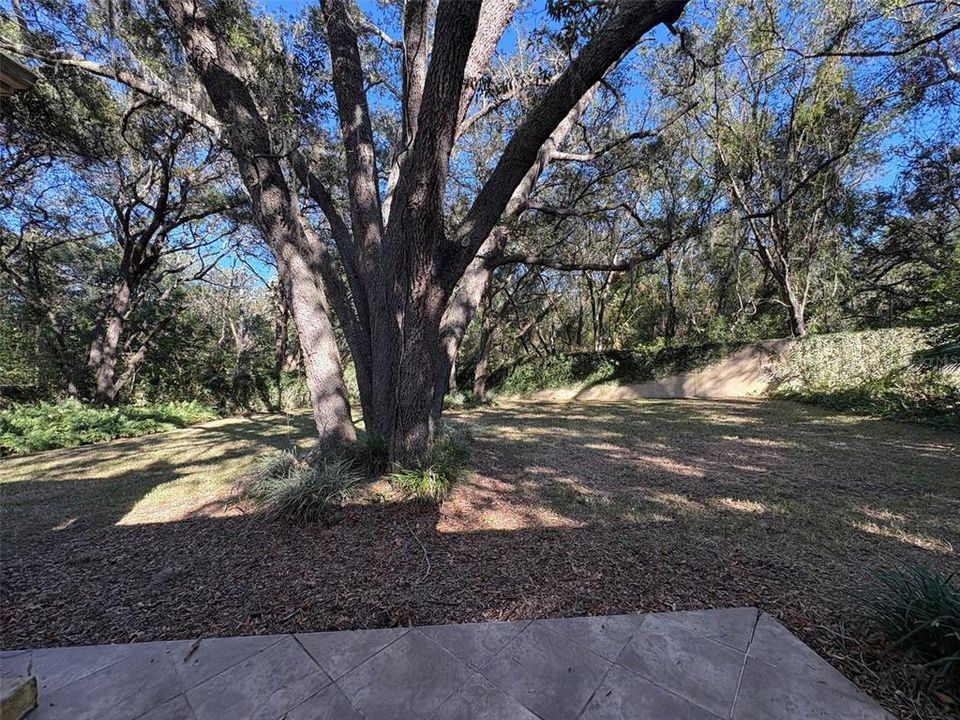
0, 399, 218, 454
858, 563, 960, 688
388, 425, 472, 504
240, 450, 362, 523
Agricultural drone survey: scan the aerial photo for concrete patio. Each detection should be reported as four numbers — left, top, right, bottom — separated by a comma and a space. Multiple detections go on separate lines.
0, 608, 890, 720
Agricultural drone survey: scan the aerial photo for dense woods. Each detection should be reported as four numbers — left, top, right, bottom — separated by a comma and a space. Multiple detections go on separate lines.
1, 0, 958, 455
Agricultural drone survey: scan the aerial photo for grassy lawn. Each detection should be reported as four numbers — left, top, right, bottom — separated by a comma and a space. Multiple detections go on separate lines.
0, 412, 318, 545
1, 399, 957, 718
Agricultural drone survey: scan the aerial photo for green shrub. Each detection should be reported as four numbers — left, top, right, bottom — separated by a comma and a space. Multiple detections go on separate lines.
775, 327, 930, 391
443, 390, 469, 409
774, 328, 960, 427
0, 399, 219, 454
277, 373, 311, 410
245, 449, 301, 498
240, 450, 362, 523
859, 564, 960, 687
494, 342, 736, 396
443, 389, 491, 410
388, 425, 472, 503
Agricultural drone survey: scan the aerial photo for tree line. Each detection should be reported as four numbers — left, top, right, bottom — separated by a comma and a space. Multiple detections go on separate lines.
1, 0, 957, 459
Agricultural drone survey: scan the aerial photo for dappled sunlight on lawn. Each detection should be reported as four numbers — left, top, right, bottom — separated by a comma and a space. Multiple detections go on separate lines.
3, 398, 958, 720
0, 412, 317, 542
852, 520, 954, 554
714, 497, 774, 514
440, 399, 960, 560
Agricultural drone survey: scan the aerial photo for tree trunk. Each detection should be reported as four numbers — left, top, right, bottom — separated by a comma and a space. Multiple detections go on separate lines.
448, 354, 458, 393
431, 232, 498, 422
160, 0, 357, 451
472, 299, 496, 399
785, 286, 807, 337
88, 279, 132, 404
387, 283, 448, 461
279, 243, 357, 451
271, 279, 289, 411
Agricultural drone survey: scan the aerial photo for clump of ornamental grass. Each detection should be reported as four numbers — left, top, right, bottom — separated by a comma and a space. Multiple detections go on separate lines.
858, 563, 960, 688
351, 431, 390, 474
239, 449, 362, 523
388, 424, 472, 504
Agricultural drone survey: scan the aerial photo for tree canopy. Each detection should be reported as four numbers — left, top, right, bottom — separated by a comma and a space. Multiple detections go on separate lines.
1, 0, 957, 457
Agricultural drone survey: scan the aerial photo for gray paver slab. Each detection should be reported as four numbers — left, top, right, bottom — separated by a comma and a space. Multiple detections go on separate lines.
29, 643, 131, 695
482, 621, 611, 720
616, 614, 743, 718
29, 643, 182, 720
186, 635, 329, 720
171, 634, 283, 690
284, 681, 365, 720
296, 626, 409, 679
0, 650, 32, 678
6, 610, 893, 720
535, 613, 646, 661
747, 612, 855, 688
659, 607, 759, 651
429, 674, 541, 720
138, 694, 197, 720
337, 630, 474, 720
419, 620, 529, 670
580, 664, 724, 720
734, 656, 892, 720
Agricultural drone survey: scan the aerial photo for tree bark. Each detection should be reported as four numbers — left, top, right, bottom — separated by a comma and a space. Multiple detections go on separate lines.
271, 278, 289, 411
378, 0, 484, 460
88, 279, 132, 404
472, 292, 496, 399
159, 0, 356, 450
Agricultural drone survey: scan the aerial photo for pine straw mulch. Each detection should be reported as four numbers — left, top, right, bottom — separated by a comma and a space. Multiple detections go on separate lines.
2, 399, 958, 719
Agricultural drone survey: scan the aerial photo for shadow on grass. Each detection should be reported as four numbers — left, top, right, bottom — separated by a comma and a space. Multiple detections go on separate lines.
1, 399, 956, 647
453, 400, 958, 550
0, 412, 318, 547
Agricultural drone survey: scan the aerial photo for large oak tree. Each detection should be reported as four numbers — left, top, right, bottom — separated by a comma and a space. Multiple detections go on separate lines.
4, 0, 690, 458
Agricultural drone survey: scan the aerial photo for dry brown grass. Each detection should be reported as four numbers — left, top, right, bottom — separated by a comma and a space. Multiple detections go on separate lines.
1, 399, 957, 718
0, 412, 318, 544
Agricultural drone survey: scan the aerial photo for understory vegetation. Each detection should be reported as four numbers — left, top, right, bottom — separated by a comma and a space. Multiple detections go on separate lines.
488, 341, 737, 396
239, 450, 363, 524
477, 327, 960, 427
861, 564, 960, 689
237, 424, 473, 520
774, 328, 960, 427
388, 425, 473, 504
0, 399, 218, 454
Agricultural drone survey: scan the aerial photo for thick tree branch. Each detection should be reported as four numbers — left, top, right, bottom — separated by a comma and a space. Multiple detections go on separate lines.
448, 0, 688, 282
325, 0, 386, 284
384, 0, 482, 250
456, 0, 521, 129
0, 40, 223, 137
